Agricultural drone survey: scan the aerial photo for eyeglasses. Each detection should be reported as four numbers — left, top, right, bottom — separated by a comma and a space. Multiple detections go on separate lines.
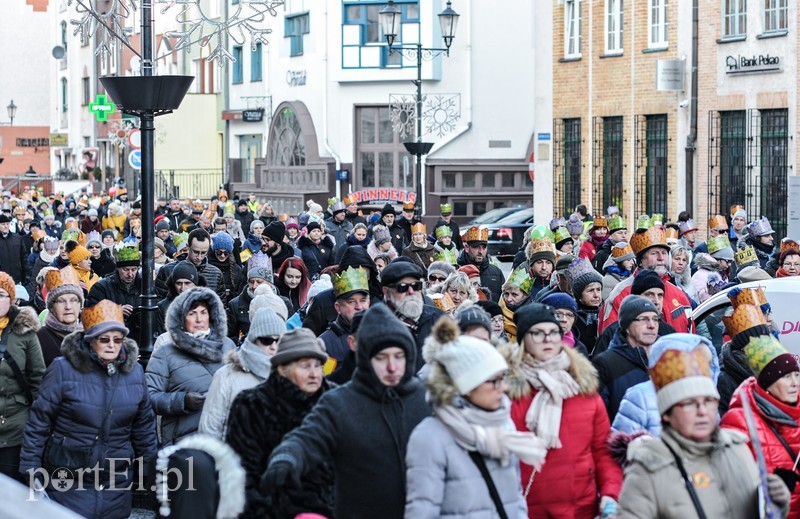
554, 311, 575, 320
526, 330, 562, 342
54, 297, 81, 306
783, 262, 800, 268
428, 275, 447, 283
256, 336, 280, 346
674, 397, 719, 412
96, 336, 124, 345
632, 316, 661, 325
491, 316, 505, 324
389, 281, 423, 293
483, 372, 509, 389
88, 244, 101, 249
0, 294, 10, 300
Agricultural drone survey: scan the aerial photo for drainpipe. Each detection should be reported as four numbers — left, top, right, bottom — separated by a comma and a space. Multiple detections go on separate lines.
223, 0, 230, 188
322, 2, 342, 200
685, 0, 698, 214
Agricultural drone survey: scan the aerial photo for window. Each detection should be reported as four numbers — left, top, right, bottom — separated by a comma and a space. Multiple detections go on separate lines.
251, 43, 262, 82
232, 46, 243, 84
286, 13, 309, 56
634, 114, 668, 216
648, 0, 668, 48
722, 0, 746, 38
601, 117, 624, 213
553, 118, 583, 217
605, 0, 623, 54
565, 0, 581, 58
356, 106, 412, 189
61, 78, 68, 113
719, 111, 747, 215
343, 1, 419, 68
82, 77, 90, 106
763, 0, 788, 33
269, 108, 305, 167
759, 109, 788, 238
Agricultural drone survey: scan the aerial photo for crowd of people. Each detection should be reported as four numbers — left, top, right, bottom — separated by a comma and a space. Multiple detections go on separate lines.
0, 187, 799, 518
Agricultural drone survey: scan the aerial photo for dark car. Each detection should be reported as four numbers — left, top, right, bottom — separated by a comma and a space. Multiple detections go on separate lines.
465, 206, 526, 227
483, 208, 533, 261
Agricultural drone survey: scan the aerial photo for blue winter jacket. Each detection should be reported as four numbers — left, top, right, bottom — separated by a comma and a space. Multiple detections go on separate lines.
591, 328, 650, 421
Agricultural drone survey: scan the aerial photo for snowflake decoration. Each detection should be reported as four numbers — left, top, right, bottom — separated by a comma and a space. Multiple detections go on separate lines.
68, 0, 136, 60
108, 120, 136, 147
390, 93, 461, 140
158, 0, 285, 66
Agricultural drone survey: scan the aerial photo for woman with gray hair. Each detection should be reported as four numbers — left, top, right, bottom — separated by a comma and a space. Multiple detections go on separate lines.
439, 271, 478, 310
669, 244, 695, 299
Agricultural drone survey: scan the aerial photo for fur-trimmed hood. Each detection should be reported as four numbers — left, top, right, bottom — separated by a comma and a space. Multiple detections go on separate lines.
505, 344, 599, 400
60, 330, 140, 374
694, 252, 721, 271
6, 305, 40, 336
166, 286, 228, 363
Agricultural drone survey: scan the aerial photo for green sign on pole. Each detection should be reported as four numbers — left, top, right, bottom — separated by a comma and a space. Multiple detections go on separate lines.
89, 94, 116, 122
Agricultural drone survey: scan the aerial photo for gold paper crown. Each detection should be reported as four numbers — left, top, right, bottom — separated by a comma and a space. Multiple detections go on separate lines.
65, 220, 79, 230
730, 204, 745, 218
218, 190, 228, 200
506, 267, 534, 294
665, 227, 680, 241
343, 195, 357, 205
463, 226, 489, 243
192, 200, 205, 212
734, 245, 759, 267
744, 335, 790, 376
728, 286, 768, 309
433, 248, 458, 265
781, 238, 800, 254
331, 266, 370, 298
528, 237, 554, 256
707, 235, 732, 256
722, 304, 767, 337
403, 201, 415, 211
44, 265, 82, 292
411, 223, 426, 235
32, 229, 46, 241
649, 348, 712, 392
611, 242, 634, 259
708, 215, 728, 230
630, 227, 667, 255
430, 292, 456, 313
592, 217, 608, 229
81, 300, 125, 330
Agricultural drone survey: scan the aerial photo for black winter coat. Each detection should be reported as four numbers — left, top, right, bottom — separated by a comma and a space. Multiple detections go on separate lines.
718, 342, 755, 415
90, 248, 116, 278
86, 271, 143, 338
457, 249, 505, 302
298, 235, 335, 280
0, 231, 28, 284
226, 375, 335, 519
156, 254, 227, 303
226, 286, 253, 343
20, 334, 157, 519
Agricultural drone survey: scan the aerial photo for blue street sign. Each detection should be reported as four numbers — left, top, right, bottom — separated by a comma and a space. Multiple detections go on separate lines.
128, 150, 142, 170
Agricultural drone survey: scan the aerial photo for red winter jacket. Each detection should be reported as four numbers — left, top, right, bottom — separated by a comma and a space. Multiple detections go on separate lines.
721, 377, 800, 519
510, 378, 622, 517
578, 239, 598, 263
598, 271, 692, 334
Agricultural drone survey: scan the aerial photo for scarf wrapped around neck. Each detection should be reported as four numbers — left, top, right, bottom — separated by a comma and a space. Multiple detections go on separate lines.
45, 311, 83, 337
519, 349, 580, 448
434, 395, 546, 470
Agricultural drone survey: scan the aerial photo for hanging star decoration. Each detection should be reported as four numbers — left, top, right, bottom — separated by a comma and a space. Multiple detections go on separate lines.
158, 0, 285, 66
68, 0, 137, 60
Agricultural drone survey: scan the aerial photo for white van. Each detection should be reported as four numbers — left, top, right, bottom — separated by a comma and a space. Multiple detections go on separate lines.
692, 278, 800, 354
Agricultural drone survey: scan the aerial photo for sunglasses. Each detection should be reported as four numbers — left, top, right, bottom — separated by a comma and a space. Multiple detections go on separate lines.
428, 275, 447, 283
256, 336, 280, 346
215, 250, 230, 256
88, 245, 101, 249
390, 281, 423, 293
96, 336, 124, 345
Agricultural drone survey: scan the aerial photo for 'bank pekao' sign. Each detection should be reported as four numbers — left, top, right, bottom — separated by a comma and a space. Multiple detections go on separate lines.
725, 54, 781, 75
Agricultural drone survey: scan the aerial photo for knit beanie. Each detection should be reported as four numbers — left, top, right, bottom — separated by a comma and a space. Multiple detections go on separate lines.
357, 304, 416, 361
155, 219, 171, 232
249, 285, 288, 321
618, 295, 659, 332
475, 300, 503, 319
305, 221, 322, 233
65, 241, 91, 265
170, 261, 200, 285
211, 232, 234, 252
306, 200, 323, 214
427, 261, 457, 280
270, 328, 327, 368
263, 221, 286, 243
436, 336, 508, 394
513, 303, 562, 344
46, 281, 84, 311
566, 213, 584, 236
454, 305, 493, 336
570, 270, 602, 300
381, 203, 396, 217
733, 208, 747, 221
154, 237, 167, 256
307, 274, 333, 300
250, 220, 265, 232
631, 270, 665, 296
648, 333, 720, 414
541, 293, 578, 315
744, 335, 800, 390
101, 229, 116, 242
0, 272, 17, 302
247, 308, 287, 342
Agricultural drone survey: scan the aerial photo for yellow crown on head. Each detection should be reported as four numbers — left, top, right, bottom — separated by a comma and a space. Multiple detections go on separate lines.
630, 227, 667, 255
649, 348, 712, 392
411, 223, 426, 235
707, 235, 732, 256
81, 300, 125, 330
708, 215, 728, 230
528, 237, 554, 256
722, 304, 767, 337
331, 266, 370, 298
430, 292, 456, 313
734, 245, 759, 268
463, 226, 489, 243
728, 286, 768, 309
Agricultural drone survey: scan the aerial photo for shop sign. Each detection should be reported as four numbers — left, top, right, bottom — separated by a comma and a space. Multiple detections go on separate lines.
17, 138, 50, 147
49, 133, 68, 147
348, 188, 416, 204
287, 70, 307, 87
242, 109, 264, 122
725, 54, 781, 75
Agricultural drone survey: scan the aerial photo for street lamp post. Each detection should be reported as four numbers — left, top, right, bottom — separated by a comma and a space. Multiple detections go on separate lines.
380, 1, 459, 219
7, 100, 17, 126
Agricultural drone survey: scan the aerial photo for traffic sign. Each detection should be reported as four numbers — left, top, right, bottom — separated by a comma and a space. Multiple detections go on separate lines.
128, 150, 141, 170
128, 129, 141, 149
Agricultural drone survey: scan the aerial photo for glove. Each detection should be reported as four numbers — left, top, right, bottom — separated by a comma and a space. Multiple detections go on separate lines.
260, 460, 300, 494
599, 495, 618, 518
767, 473, 792, 509
184, 392, 206, 412
774, 467, 800, 493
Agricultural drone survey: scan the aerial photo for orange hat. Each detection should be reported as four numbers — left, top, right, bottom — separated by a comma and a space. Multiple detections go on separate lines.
458, 264, 481, 279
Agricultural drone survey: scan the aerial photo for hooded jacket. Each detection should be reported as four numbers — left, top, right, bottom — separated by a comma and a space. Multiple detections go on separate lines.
508, 346, 622, 518
19, 333, 156, 519
691, 253, 724, 304
145, 287, 235, 446
267, 304, 430, 519
592, 328, 650, 421
457, 249, 505, 303
298, 235, 335, 280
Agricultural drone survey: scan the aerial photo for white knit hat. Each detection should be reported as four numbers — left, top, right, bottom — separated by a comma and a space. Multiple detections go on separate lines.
249, 285, 288, 322
435, 337, 508, 394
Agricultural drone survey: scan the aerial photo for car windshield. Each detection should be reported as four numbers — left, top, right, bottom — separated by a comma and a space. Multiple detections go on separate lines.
469, 207, 520, 225
495, 208, 534, 224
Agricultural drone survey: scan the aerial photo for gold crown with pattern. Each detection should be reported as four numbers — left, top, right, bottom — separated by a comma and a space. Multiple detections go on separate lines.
592, 217, 608, 229
32, 229, 46, 241
781, 238, 800, 254
44, 265, 82, 292
722, 304, 767, 337
611, 242, 634, 259
463, 226, 489, 243
649, 348, 712, 392
734, 245, 759, 268
431, 292, 456, 313
728, 286, 768, 309
81, 300, 125, 330
707, 235, 732, 256
411, 223, 426, 235
630, 227, 667, 255
708, 215, 728, 230
665, 226, 680, 241
527, 237, 554, 256
332, 266, 370, 298
403, 201, 415, 211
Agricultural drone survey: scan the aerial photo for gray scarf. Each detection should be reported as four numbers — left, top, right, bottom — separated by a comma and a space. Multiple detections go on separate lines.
237, 338, 272, 381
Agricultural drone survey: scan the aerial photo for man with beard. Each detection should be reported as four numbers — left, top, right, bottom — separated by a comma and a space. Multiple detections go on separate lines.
456, 226, 505, 302
320, 266, 370, 362
380, 259, 443, 370
155, 229, 227, 303
373, 203, 407, 253
343, 195, 366, 226
262, 221, 295, 274
165, 197, 185, 232
599, 225, 692, 334
323, 201, 353, 258
86, 243, 143, 338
